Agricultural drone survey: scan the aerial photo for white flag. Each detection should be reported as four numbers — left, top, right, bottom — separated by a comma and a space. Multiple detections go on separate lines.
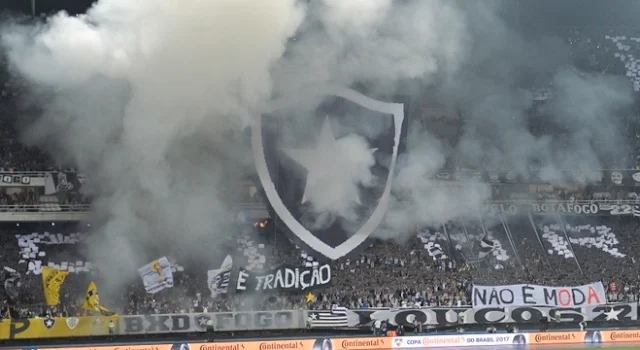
207, 255, 233, 297
138, 256, 174, 294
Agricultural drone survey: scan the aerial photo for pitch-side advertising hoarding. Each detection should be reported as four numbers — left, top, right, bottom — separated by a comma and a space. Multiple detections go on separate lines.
23, 331, 640, 350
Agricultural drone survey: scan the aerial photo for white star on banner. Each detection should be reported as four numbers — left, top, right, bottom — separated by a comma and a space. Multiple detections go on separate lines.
603, 308, 623, 321
283, 117, 376, 207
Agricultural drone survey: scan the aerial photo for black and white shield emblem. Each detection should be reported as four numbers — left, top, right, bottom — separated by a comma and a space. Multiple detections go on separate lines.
195, 314, 211, 330
252, 86, 408, 260
43, 316, 55, 329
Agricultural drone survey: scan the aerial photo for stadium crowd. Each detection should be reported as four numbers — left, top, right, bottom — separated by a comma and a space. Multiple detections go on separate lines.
1, 214, 640, 318
3, 27, 640, 318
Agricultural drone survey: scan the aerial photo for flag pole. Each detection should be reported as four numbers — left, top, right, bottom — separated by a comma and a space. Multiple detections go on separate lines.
554, 213, 585, 277
527, 211, 551, 267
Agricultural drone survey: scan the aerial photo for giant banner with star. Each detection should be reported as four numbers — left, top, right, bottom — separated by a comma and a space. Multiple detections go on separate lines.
0, 315, 119, 339
306, 303, 638, 329
252, 86, 410, 261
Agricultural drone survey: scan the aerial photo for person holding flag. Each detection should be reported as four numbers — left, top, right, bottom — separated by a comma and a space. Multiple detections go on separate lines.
82, 281, 114, 316
42, 266, 69, 306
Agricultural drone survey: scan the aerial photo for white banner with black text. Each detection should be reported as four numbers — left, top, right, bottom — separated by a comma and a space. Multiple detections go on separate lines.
472, 282, 606, 307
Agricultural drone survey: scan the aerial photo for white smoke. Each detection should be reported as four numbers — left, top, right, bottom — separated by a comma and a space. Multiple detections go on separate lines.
1, 0, 305, 286
272, 0, 468, 96
0, 0, 635, 269
322, 0, 392, 30
282, 129, 376, 220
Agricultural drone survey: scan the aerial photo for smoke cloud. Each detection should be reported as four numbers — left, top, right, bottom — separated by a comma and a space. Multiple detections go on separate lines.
0, 0, 635, 278
1, 0, 305, 289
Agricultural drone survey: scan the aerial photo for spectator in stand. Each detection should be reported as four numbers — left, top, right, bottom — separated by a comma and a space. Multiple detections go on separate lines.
1, 214, 640, 316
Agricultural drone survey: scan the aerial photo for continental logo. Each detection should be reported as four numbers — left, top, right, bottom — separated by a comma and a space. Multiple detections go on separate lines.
199, 344, 246, 350
610, 331, 640, 341
258, 342, 304, 350
534, 333, 577, 343
422, 337, 465, 345
341, 339, 385, 349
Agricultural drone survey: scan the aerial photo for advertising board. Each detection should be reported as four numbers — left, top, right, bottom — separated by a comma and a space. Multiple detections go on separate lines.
528, 332, 584, 345
0, 315, 118, 340
42, 338, 389, 350
392, 334, 528, 348
18, 330, 640, 350
529, 330, 640, 345
602, 330, 640, 343
393, 331, 640, 347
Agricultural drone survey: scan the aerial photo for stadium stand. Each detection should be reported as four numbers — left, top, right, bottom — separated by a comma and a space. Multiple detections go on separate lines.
1, 213, 640, 317
3, 23, 640, 323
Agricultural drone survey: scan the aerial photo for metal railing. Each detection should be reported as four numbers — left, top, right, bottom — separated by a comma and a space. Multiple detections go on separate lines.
233, 202, 268, 210
489, 199, 638, 204
231, 199, 638, 206
0, 203, 262, 213
0, 204, 91, 212
0, 171, 50, 177
0, 199, 631, 214
227, 199, 640, 212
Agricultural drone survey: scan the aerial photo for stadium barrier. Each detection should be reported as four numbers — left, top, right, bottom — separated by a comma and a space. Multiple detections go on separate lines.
21, 331, 640, 350
0, 315, 119, 339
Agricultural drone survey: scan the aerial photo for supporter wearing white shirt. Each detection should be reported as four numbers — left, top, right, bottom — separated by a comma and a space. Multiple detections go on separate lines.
373, 320, 382, 336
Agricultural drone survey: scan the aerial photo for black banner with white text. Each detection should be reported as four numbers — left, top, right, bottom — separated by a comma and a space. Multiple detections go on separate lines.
235, 264, 331, 292
306, 303, 638, 329
482, 201, 639, 216
119, 310, 306, 334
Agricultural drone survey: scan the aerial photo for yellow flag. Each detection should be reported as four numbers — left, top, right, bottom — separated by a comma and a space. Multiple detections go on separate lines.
82, 281, 111, 313
42, 266, 69, 306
